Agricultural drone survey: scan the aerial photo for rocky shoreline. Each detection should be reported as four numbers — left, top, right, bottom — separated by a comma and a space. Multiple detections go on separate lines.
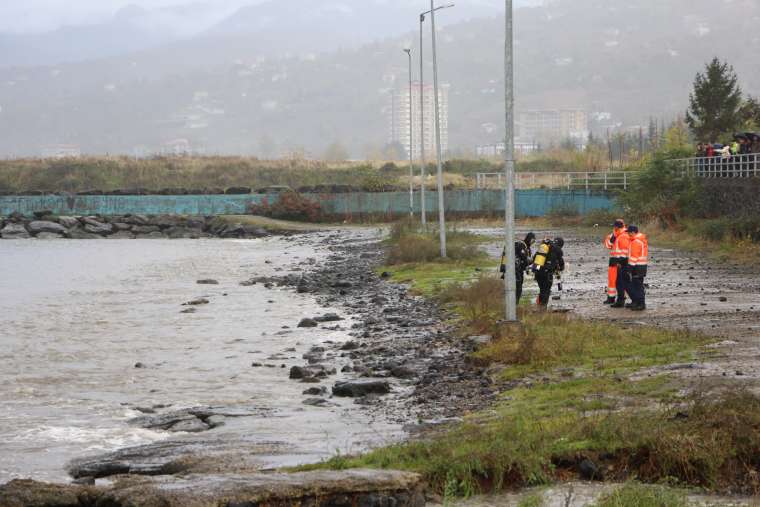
1, 229, 499, 505
0, 211, 276, 239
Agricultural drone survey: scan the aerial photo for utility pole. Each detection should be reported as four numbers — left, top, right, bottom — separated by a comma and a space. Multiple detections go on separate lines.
503, 0, 517, 322
430, 0, 447, 258
404, 48, 414, 219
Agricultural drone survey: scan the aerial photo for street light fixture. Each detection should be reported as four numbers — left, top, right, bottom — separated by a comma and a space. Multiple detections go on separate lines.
403, 48, 414, 219
419, 3, 454, 229
429, 0, 454, 258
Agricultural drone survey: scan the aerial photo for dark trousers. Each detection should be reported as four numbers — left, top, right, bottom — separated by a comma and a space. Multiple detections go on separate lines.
628, 268, 647, 305
536, 270, 553, 306
516, 270, 524, 304
615, 264, 629, 304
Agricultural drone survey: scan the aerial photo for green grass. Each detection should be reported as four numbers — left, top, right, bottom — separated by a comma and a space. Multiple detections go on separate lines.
472, 311, 709, 381
593, 483, 688, 507
378, 260, 495, 296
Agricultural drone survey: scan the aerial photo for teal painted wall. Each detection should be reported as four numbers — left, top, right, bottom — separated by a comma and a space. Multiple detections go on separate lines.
0, 190, 616, 218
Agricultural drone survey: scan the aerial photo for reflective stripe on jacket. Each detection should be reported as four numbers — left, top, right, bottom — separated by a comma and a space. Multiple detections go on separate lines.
611, 232, 631, 259
628, 233, 648, 266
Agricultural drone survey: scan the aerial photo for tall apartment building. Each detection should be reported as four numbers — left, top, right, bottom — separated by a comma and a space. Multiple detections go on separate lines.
387, 82, 449, 160
518, 109, 589, 144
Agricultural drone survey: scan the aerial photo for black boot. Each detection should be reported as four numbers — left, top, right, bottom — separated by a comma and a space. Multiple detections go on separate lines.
604, 296, 615, 305
611, 300, 626, 308
630, 303, 646, 311
625, 302, 635, 309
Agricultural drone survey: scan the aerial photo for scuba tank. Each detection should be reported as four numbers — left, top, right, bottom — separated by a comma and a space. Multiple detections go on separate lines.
532, 241, 551, 270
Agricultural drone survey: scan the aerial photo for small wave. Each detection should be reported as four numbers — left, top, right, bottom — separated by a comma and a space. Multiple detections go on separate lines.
10, 425, 170, 451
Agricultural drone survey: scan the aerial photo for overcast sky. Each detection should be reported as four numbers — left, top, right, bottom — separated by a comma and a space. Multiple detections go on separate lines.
0, 0, 260, 33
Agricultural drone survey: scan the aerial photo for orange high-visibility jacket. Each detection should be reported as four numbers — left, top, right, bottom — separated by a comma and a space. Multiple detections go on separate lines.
612, 231, 631, 260
628, 233, 649, 266
605, 228, 624, 297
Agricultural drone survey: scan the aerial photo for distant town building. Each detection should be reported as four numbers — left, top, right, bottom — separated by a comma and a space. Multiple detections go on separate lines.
476, 142, 539, 158
40, 144, 81, 159
387, 82, 449, 160
518, 109, 589, 145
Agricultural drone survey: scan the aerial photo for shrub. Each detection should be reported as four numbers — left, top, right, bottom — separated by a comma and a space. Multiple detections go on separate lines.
247, 191, 322, 222
593, 483, 688, 507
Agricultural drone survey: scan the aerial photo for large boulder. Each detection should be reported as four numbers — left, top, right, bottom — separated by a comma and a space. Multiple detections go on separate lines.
27, 220, 66, 235
82, 218, 113, 235
57, 216, 80, 228
332, 379, 391, 397
67, 228, 101, 240
132, 225, 161, 234
0, 223, 29, 239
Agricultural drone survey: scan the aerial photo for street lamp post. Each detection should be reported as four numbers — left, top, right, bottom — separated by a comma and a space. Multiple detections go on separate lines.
404, 48, 414, 219
430, 0, 448, 258
418, 3, 453, 230
503, 0, 517, 322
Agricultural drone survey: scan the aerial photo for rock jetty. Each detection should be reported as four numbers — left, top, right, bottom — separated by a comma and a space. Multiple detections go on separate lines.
0, 212, 271, 240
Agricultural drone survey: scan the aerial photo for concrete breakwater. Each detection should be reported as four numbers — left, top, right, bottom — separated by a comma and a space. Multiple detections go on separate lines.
0, 189, 616, 219
0, 212, 271, 239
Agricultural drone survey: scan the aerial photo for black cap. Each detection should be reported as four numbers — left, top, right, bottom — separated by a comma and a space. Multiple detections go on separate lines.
613, 219, 625, 228
627, 225, 639, 234
525, 232, 536, 244
554, 237, 565, 248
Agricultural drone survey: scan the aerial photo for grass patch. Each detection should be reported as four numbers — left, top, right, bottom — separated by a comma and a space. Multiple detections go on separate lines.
384, 220, 488, 265
593, 483, 688, 507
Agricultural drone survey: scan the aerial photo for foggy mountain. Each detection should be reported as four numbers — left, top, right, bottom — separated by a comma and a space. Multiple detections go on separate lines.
0, 0, 758, 158
0, 0, 536, 69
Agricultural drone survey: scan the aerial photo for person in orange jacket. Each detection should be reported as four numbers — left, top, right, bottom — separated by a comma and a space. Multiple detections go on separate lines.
610, 220, 632, 308
626, 225, 648, 311
604, 219, 626, 305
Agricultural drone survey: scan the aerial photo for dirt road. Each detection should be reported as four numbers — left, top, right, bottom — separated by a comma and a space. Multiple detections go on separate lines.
481, 226, 760, 388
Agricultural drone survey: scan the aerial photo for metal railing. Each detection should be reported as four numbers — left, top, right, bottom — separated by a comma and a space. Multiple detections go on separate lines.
670, 153, 760, 178
475, 171, 635, 191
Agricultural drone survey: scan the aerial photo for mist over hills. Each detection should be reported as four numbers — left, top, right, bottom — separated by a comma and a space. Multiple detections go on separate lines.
0, 0, 758, 158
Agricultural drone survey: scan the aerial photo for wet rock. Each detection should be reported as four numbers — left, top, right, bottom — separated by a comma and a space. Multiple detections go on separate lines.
1, 223, 29, 239
131, 225, 160, 235
134, 362, 146, 369
27, 220, 66, 235
315, 313, 343, 323
289, 366, 310, 379
170, 418, 211, 433
22, 469, 425, 505
720, 297, 728, 302
333, 379, 391, 398
391, 366, 417, 379
135, 231, 167, 239
197, 279, 219, 285
183, 298, 210, 306
303, 398, 329, 406
302, 387, 326, 395
298, 318, 319, 328
341, 341, 359, 351
72, 476, 96, 485
83, 218, 113, 235
332, 280, 353, 288
181, 308, 197, 314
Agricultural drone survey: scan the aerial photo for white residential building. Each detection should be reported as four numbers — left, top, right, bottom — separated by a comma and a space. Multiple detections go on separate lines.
387, 82, 449, 159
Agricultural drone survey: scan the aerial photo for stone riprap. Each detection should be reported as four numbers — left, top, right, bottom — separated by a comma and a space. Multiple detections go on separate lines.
0, 212, 270, 240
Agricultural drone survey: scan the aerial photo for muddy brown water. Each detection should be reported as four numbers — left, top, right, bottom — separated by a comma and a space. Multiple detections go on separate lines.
0, 233, 404, 483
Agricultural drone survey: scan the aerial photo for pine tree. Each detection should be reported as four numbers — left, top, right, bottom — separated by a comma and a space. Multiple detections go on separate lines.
686, 58, 743, 142
740, 96, 760, 130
